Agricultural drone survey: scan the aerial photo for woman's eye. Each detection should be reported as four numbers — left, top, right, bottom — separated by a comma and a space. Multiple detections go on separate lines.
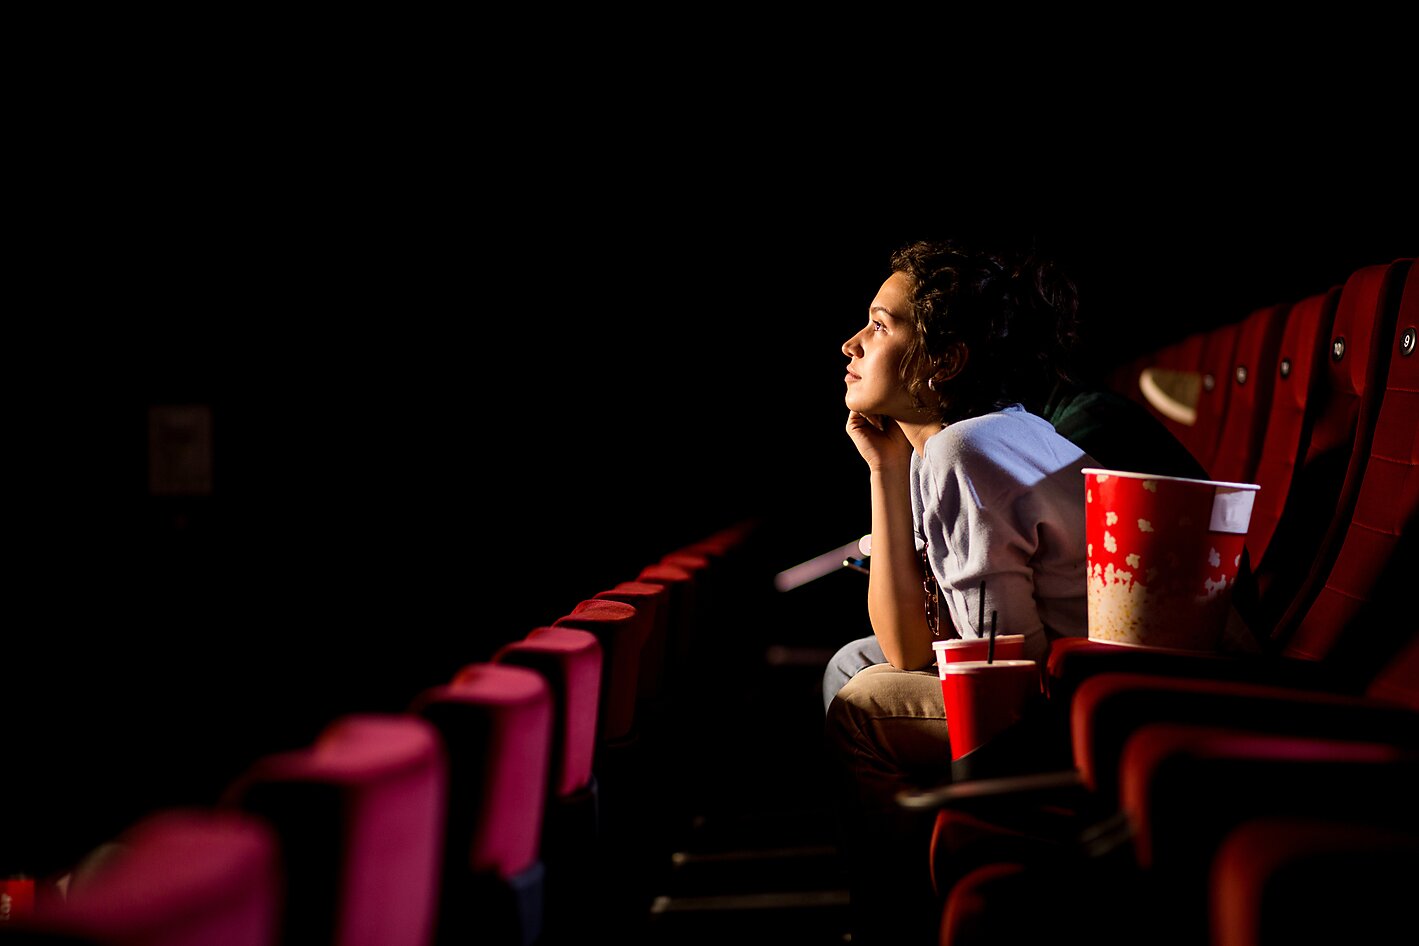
871, 320, 886, 333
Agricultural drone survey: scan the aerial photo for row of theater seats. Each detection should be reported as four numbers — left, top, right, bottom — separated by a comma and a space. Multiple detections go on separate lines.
0, 520, 761, 946
904, 256, 1418, 944
1110, 256, 1416, 649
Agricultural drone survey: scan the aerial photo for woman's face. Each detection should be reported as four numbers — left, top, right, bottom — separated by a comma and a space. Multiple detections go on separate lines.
842, 271, 919, 419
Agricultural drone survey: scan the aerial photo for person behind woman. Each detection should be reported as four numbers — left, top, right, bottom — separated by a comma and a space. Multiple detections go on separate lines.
823, 238, 1098, 945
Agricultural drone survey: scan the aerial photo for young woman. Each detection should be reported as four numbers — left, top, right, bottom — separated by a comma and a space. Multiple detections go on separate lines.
823, 240, 1100, 944
824, 239, 1096, 716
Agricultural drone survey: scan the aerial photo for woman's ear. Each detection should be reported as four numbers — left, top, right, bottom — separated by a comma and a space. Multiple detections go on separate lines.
931, 342, 969, 387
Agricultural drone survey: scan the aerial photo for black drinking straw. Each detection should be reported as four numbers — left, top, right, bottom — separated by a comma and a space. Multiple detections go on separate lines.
987, 610, 998, 663
977, 581, 985, 637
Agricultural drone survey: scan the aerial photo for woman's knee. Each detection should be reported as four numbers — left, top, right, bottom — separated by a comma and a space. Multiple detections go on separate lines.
821, 635, 885, 713
826, 663, 943, 745
825, 664, 952, 794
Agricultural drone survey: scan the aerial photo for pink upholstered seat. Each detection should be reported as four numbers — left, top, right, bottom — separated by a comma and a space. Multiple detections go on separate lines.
593, 580, 668, 709
492, 627, 604, 944
635, 562, 696, 677
410, 663, 552, 946
9, 808, 281, 946
493, 628, 601, 802
222, 714, 447, 946
552, 600, 640, 744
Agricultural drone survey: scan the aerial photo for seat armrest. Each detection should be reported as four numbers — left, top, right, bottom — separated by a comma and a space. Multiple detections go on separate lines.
897, 770, 1087, 813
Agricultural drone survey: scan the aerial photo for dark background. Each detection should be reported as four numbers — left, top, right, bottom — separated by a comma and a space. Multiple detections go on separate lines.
8, 86, 1416, 876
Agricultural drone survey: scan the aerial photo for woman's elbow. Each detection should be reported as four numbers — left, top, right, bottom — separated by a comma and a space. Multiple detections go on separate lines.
879, 640, 935, 672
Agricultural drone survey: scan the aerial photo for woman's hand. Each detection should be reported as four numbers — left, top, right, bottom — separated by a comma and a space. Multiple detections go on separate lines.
846, 410, 913, 473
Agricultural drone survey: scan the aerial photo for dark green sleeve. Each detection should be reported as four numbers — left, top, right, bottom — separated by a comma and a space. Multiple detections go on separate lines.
1038, 383, 1211, 481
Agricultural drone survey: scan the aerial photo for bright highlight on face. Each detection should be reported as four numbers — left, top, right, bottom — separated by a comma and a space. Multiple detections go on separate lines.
842, 272, 919, 420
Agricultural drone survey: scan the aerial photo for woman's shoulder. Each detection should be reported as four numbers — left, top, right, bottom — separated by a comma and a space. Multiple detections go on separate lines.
924, 405, 1089, 480
927, 405, 1062, 457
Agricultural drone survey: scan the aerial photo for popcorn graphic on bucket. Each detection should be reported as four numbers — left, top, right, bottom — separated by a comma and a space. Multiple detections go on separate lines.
1082, 469, 1259, 651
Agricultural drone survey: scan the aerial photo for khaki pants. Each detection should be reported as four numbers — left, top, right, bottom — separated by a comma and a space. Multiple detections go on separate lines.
825, 661, 954, 813
824, 662, 952, 945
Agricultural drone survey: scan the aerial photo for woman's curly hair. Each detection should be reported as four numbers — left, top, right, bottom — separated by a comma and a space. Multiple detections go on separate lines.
890, 239, 1082, 424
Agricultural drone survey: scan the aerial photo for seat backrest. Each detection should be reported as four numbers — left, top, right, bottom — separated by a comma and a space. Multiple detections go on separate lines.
1181, 320, 1243, 476
1207, 302, 1289, 484
493, 627, 602, 801
9, 809, 281, 946
552, 600, 639, 744
1367, 633, 1419, 712
1118, 723, 1419, 943
593, 580, 668, 706
409, 663, 551, 946
1210, 816, 1419, 946
487, 629, 603, 945
1282, 262, 1419, 661
1244, 288, 1341, 563
680, 518, 758, 560
634, 562, 696, 678
1069, 672, 1419, 804
1258, 259, 1412, 642
222, 714, 447, 946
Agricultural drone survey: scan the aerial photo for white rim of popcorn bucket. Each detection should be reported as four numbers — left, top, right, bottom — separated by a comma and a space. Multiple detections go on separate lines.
1082, 636, 1238, 656
1080, 468, 1260, 491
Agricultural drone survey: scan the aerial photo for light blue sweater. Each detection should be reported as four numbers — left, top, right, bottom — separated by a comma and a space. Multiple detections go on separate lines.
911, 404, 1095, 662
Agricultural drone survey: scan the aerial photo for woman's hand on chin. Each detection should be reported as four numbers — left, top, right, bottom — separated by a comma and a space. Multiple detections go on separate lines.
846, 411, 912, 473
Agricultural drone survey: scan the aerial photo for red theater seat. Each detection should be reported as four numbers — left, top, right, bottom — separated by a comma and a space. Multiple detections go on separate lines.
3, 809, 280, 946
907, 668, 1419, 912
222, 714, 447, 946
1180, 319, 1242, 475
490, 628, 602, 945
935, 724, 1419, 945
679, 518, 758, 561
552, 599, 640, 745
1281, 260, 1419, 660
410, 664, 552, 946
1208, 302, 1289, 484
493, 628, 601, 805
1244, 287, 1341, 563
634, 562, 696, 680
1209, 816, 1419, 946
656, 552, 715, 668
1117, 724, 1419, 943
592, 580, 668, 711
1253, 258, 1412, 638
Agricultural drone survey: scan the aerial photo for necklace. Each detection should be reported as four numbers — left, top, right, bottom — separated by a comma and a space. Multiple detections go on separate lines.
921, 542, 942, 639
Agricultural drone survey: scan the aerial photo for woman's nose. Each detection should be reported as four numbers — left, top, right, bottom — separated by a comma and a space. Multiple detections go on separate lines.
842, 330, 863, 358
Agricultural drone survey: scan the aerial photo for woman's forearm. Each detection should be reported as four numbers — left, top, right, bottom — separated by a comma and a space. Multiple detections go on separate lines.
866, 465, 934, 669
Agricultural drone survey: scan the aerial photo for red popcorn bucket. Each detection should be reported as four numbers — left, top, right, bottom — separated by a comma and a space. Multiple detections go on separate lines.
1083, 468, 1259, 652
